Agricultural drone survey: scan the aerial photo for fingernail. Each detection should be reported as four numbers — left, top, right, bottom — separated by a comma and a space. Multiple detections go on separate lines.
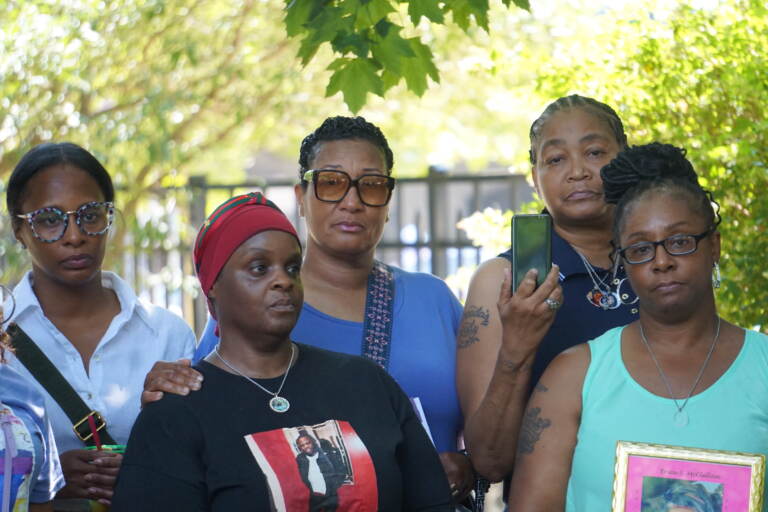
190, 382, 201, 390
181, 387, 190, 395
196, 375, 204, 382
85, 474, 93, 482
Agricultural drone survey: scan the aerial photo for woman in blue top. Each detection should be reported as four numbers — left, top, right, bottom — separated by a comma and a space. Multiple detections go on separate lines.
508, 143, 768, 510
1, 299, 64, 512
143, 116, 473, 502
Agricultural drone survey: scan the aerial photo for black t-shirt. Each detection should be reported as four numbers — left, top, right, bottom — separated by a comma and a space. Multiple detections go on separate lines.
111, 344, 451, 511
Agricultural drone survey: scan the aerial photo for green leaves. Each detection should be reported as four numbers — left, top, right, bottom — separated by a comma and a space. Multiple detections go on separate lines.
407, 0, 443, 25
326, 58, 384, 112
283, 0, 530, 111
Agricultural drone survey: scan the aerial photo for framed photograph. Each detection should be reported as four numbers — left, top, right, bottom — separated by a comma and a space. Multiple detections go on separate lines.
612, 441, 765, 512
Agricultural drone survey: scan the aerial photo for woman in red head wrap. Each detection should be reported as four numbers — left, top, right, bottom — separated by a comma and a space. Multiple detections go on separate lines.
110, 192, 452, 512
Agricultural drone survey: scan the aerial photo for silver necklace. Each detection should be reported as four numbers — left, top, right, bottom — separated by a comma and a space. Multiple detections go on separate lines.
577, 251, 620, 310
639, 317, 721, 427
214, 343, 295, 413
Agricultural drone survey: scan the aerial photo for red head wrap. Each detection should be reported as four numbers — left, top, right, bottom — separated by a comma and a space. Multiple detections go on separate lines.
193, 192, 300, 319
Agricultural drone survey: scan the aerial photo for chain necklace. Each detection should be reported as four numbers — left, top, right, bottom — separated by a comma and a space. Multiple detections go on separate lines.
638, 317, 721, 427
214, 343, 296, 413
577, 251, 620, 310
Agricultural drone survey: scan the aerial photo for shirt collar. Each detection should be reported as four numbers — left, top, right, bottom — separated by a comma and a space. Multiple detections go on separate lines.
551, 228, 588, 278
551, 228, 618, 279
8, 271, 158, 337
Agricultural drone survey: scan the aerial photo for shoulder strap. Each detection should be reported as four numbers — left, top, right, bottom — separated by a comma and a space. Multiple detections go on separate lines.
361, 260, 396, 370
7, 323, 116, 447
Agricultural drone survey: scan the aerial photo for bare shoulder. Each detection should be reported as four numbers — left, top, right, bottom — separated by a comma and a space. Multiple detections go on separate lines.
528, 343, 591, 417
541, 343, 591, 390
466, 257, 510, 297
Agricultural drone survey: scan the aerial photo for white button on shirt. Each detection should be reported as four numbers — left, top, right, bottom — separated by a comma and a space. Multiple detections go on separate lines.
6, 271, 196, 454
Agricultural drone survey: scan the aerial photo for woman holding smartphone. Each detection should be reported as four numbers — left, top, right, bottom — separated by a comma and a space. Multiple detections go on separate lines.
458, 95, 640, 482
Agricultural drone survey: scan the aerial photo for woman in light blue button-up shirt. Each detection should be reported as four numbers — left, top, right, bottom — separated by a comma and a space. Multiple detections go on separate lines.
4, 142, 196, 508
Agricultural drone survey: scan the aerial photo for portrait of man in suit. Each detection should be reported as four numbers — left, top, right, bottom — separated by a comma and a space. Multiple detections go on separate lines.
294, 431, 346, 512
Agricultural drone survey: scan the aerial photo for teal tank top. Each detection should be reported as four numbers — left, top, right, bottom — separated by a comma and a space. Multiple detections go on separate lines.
566, 326, 768, 511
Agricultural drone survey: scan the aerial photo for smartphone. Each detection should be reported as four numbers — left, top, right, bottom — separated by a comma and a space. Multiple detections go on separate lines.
511, 214, 552, 291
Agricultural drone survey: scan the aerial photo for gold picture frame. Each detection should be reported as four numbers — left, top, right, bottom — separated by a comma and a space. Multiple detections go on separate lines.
612, 441, 765, 512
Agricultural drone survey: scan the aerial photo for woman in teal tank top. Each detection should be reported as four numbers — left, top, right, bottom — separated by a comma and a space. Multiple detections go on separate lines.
508, 143, 768, 511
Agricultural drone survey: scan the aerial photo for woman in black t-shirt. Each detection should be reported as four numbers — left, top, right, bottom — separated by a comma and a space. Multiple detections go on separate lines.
110, 193, 451, 512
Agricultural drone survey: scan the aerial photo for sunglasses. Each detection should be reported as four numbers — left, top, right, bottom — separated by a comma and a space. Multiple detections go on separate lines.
16, 201, 115, 243
302, 169, 395, 207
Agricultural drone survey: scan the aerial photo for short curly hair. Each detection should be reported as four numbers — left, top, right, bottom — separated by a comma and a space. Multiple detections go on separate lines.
298, 116, 394, 179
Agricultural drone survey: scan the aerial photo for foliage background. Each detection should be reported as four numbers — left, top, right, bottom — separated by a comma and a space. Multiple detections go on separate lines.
1, 0, 766, 330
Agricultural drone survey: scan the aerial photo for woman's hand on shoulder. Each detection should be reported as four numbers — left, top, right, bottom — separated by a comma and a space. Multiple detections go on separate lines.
56, 449, 123, 505
141, 359, 203, 406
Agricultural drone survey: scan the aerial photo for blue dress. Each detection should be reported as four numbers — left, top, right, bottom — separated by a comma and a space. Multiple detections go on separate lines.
0, 362, 64, 507
195, 266, 464, 453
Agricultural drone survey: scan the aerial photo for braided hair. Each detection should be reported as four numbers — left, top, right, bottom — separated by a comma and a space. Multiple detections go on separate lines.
601, 142, 721, 242
529, 95, 628, 165
298, 116, 394, 179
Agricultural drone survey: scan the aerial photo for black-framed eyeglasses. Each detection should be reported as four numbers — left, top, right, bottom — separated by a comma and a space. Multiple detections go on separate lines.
16, 201, 115, 243
619, 228, 714, 265
302, 169, 396, 207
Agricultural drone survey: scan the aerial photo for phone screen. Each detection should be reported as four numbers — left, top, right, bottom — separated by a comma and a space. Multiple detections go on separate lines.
511, 214, 552, 291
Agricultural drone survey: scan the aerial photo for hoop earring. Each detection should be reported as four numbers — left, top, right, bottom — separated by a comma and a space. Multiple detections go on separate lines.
0, 284, 16, 325
712, 262, 721, 289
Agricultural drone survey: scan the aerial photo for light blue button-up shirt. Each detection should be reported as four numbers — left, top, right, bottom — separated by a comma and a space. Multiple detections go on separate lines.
5, 271, 195, 454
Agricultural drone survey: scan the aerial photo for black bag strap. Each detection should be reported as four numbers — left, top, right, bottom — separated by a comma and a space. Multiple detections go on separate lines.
7, 323, 116, 447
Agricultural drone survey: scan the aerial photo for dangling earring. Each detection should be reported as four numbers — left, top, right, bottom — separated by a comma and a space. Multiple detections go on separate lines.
712, 262, 721, 289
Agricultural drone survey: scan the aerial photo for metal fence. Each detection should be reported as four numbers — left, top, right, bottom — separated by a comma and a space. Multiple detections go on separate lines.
2, 169, 533, 334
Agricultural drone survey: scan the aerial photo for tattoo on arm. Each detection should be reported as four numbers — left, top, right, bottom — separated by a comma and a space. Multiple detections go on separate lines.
517, 407, 551, 456
533, 382, 548, 394
457, 306, 490, 349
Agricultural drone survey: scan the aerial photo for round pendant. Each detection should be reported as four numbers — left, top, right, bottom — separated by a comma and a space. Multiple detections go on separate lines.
673, 410, 689, 427
269, 396, 290, 413
599, 291, 622, 310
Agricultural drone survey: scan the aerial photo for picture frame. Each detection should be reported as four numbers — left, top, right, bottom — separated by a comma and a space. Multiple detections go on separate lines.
612, 441, 765, 512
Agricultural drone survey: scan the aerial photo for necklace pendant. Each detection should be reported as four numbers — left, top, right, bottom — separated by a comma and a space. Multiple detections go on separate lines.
673, 409, 689, 427
599, 291, 620, 310
269, 396, 290, 413
586, 289, 621, 310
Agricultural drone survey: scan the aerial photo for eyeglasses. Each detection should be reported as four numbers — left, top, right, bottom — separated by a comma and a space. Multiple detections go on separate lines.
302, 169, 395, 207
619, 228, 713, 265
16, 201, 115, 243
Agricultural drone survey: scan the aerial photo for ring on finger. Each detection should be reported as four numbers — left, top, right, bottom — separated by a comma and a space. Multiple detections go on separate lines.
545, 298, 561, 311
